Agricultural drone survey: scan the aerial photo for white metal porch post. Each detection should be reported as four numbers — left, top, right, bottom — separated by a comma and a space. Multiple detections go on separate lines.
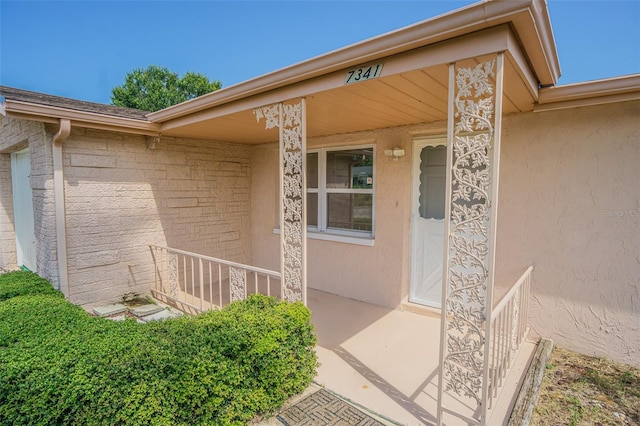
255, 99, 307, 305
437, 53, 504, 426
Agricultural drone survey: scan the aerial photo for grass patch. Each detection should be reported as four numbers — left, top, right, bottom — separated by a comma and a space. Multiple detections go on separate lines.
532, 347, 640, 425
0, 271, 317, 425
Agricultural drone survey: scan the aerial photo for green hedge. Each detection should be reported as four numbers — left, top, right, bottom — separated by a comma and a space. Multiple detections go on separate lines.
0, 271, 317, 425
0, 271, 62, 301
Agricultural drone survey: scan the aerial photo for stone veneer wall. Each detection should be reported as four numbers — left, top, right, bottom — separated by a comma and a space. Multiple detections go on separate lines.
0, 116, 59, 287
0, 116, 252, 306
63, 128, 252, 306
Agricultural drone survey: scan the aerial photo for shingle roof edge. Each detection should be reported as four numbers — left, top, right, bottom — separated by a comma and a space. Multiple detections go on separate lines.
0, 85, 149, 121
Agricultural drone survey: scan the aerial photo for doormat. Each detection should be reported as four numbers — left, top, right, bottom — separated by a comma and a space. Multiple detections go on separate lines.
276, 388, 385, 426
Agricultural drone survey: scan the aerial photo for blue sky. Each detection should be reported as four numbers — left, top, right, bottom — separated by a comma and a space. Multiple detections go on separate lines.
1, 1, 638, 105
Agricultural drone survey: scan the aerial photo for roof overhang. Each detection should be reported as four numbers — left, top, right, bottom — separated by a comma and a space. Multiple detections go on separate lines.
3, 0, 564, 141
3, 99, 160, 136
149, 0, 559, 125
154, 24, 540, 143
139, 0, 561, 143
535, 74, 640, 112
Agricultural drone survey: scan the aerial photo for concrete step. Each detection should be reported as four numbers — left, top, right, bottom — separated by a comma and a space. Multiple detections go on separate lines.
138, 309, 180, 322
93, 300, 181, 323
93, 303, 127, 317
130, 304, 164, 317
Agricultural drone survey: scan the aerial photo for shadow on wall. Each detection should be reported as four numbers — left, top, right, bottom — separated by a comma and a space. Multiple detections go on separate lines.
60, 129, 254, 305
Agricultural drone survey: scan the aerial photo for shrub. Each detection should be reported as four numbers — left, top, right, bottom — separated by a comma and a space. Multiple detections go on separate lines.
0, 272, 317, 425
0, 271, 62, 301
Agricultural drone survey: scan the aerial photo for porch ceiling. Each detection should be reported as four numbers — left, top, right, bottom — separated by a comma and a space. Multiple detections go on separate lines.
158, 27, 538, 144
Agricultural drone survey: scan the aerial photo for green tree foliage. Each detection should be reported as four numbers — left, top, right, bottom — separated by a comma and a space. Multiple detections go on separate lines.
111, 65, 222, 112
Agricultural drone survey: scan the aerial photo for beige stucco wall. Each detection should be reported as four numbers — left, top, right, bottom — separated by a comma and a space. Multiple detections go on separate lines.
250, 143, 280, 272
251, 100, 639, 365
62, 128, 252, 305
251, 123, 448, 308
496, 100, 639, 365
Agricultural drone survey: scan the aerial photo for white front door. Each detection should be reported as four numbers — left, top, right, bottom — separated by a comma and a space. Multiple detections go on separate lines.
11, 149, 37, 271
410, 137, 447, 308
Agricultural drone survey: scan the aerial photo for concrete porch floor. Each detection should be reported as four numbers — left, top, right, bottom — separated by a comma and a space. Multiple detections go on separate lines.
308, 288, 537, 426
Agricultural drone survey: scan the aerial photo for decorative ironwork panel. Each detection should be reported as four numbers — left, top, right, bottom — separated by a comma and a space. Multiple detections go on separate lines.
254, 104, 280, 130
510, 287, 521, 351
255, 101, 306, 303
168, 252, 178, 298
440, 57, 499, 421
230, 266, 246, 302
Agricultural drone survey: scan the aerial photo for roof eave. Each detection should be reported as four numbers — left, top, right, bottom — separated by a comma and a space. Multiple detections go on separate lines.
534, 73, 640, 111
148, 0, 560, 123
4, 99, 160, 136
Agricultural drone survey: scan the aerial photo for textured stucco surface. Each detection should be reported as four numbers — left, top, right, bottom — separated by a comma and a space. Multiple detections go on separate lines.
250, 143, 280, 272
251, 123, 447, 308
251, 101, 639, 365
496, 100, 639, 365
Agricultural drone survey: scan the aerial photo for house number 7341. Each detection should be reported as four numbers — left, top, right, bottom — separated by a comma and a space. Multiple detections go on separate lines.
344, 63, 383, 85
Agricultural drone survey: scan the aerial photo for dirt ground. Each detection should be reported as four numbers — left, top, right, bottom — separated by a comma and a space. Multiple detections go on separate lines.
531, 347, 640, 426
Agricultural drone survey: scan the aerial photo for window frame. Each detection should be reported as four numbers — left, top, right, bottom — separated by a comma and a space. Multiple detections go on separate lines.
307, 144, 376, 240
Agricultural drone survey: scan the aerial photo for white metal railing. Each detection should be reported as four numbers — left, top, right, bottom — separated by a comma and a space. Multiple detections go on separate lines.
149, 245, 282, 313
486, 265, 533, 410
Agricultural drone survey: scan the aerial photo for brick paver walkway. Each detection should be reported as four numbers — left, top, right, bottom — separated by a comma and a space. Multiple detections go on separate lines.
276, 389, 385, 426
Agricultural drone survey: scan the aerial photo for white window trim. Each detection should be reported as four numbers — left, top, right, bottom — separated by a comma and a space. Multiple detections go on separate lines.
273, 143, 376, 246
273, 227, 375, 246
308, 144, 376, 239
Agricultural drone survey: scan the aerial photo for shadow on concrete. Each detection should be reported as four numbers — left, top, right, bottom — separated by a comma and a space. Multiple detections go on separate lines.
333, 345, 438, 426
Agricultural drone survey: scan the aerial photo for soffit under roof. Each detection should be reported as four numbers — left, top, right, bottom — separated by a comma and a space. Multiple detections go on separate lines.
150, 0, 558, 124
158, 26, 538, 144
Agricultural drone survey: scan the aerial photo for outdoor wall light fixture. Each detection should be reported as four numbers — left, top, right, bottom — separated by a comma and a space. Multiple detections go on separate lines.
384, 147, 405, 161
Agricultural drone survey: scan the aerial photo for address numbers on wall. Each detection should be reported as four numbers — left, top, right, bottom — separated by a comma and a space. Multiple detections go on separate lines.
344, 63, 383, 85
